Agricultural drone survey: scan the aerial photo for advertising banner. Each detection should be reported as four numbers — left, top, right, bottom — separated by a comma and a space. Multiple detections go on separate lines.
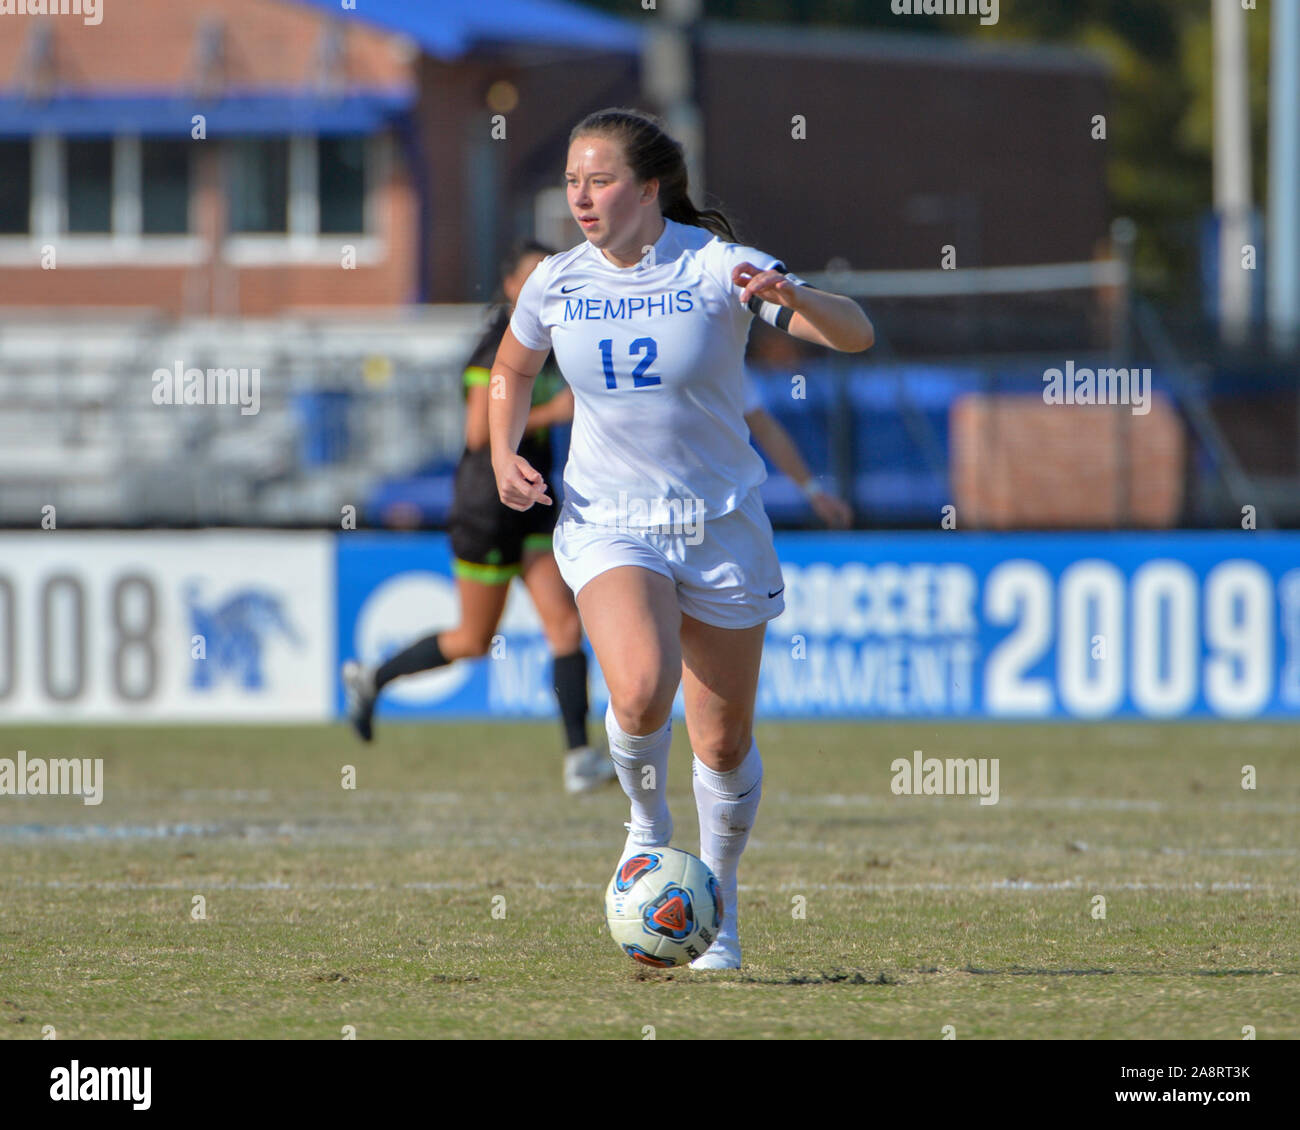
0, 533, 333, 721
337, 531, 1300, 721
7, 530, 1294, 721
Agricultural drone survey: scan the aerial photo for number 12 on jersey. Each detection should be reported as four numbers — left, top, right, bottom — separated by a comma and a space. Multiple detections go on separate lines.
599, 338, 660, 390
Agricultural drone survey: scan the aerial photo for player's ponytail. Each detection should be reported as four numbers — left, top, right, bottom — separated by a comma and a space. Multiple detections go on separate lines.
569, 108, 739, 243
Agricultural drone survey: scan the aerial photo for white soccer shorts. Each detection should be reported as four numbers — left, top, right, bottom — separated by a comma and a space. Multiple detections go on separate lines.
551, 487, 787, 630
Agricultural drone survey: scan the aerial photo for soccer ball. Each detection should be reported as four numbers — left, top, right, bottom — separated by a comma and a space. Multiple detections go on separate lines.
605, 847, 724, 967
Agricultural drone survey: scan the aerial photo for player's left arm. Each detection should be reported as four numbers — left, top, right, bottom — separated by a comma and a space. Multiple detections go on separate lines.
733, 263, 873, 352
745, 407, 854, 528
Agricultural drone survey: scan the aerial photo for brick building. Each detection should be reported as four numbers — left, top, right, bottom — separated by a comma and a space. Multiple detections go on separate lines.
0, 0, 433, 314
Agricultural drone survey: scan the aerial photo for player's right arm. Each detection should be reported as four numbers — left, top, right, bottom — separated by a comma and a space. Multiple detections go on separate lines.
526, 385, 574, 430
489, 325, 553, 510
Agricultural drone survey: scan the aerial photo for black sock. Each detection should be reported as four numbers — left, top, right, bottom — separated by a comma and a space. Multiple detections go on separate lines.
375, 632, 450, 691
553, 649, 589, 750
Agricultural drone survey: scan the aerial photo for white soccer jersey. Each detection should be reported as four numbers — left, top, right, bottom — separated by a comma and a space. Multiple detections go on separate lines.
509, 216, 806, 527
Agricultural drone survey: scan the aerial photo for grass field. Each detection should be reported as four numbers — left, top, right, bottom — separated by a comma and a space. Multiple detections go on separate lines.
1, 721, 1297, 1040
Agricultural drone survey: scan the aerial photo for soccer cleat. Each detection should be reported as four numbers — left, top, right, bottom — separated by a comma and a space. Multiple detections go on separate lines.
342, 660, 377, 742
689, 934, 741, 970
618, 816, 673, 869
691, 882, 741, 969
563, 744, 619, 794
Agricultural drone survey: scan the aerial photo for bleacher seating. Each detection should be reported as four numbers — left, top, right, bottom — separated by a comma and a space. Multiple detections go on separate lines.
1, 314, 1222, 528
0, 310, 482, 526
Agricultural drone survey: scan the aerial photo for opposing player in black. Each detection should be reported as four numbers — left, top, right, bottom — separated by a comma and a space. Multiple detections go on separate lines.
343, 240, 617, 794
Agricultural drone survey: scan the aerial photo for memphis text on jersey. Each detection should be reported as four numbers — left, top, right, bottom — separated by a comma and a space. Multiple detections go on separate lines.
562, 290, 694, 322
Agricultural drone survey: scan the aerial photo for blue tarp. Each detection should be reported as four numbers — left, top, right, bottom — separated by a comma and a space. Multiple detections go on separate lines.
0, 90, 413, 138
287, 0, 642, 59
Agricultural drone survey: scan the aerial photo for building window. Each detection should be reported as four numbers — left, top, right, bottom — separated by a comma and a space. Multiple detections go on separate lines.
141, 140, 192, 234
0, 140, 31, 234
65, 138, 114, 233
318, 135, 366, 234
0, 134, 202, 265
228, 138, 289, 233
217, 132, 386, 263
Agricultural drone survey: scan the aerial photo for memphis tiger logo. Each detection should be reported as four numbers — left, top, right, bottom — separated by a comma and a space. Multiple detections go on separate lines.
643, 885, 695, 941
615, 852, 662, 893
707, 875, 724, 926
622, 944, 674, 968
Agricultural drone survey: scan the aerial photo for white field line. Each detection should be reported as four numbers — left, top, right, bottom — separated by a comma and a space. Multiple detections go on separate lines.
4, 877, 1294, 894
24, 788, 1300, 815
776, 794, 1300, 814
2, 817, 1299, 864
4, 821, 1300, 862
169, 789, 467, 804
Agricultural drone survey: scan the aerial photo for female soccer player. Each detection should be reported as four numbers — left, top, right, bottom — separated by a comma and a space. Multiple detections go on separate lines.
343, 239, 617, 796
490, 108, 873, 969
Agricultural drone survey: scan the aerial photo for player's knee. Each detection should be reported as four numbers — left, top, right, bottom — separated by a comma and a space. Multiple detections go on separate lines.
546, 613, 583, 656
693, 730, 752, 772
459, 631, 495, 659
608, 682, 673, 736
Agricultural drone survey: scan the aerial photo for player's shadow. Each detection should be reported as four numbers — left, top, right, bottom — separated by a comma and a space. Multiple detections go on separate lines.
962, 966, 1290, 977
729, 966, 1295, 984
736, 969, 902, 985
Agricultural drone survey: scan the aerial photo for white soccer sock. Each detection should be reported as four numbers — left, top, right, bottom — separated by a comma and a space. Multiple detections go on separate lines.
692, 739, 763, 942
605, 703, 673, 836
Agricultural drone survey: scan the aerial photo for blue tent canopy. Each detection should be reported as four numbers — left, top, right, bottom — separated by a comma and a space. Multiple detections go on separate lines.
287, 0, 643, 59
0, 90, 413, 138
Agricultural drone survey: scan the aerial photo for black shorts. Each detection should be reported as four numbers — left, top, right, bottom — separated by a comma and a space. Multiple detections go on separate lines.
446, 443, 557, 584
